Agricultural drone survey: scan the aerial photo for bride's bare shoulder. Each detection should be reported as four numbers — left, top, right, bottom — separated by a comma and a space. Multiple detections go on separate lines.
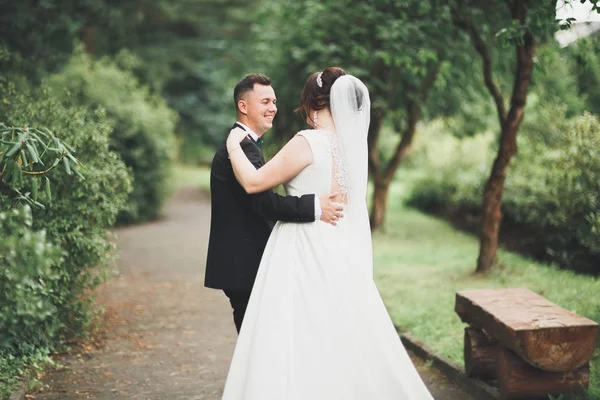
295, 128, 332, 138
295, 128, 316, 136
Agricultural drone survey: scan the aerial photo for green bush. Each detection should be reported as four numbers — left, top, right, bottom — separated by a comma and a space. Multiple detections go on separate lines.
407, 109, 600, 273
567, 38, 600, 116
1, 122, 82, 209
508, 109, 600, 268
45, 49, 178, 223
406, 120, 493, 211
0, 83, 132, 350
0, 206, 64, 351
0, 348, 50, 399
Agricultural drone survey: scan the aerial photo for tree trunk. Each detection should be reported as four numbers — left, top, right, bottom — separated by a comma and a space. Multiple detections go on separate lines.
368, 114, 415, 232
476, 5, 535, 273
367, 108, 388, 231
370, 178, 390, 231
367, 64, 439, 231
82, 25, 96, 54
367, 108, 386, 176
477, 161, 505, 270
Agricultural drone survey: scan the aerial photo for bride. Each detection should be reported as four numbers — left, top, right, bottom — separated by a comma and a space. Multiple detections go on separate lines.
222, 67, 434, 400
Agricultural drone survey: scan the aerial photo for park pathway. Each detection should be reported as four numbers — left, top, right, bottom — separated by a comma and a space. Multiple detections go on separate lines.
32, 187, 476, 400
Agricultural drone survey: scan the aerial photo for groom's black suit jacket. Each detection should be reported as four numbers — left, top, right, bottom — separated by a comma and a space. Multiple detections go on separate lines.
205, 123, 316, 291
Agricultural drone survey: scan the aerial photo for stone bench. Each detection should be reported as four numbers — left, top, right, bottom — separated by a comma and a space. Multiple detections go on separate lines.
455, 288, 599, 400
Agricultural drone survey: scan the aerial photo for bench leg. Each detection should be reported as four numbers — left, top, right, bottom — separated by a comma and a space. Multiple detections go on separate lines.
497, 348, 589, 400
464, 327, 499, 380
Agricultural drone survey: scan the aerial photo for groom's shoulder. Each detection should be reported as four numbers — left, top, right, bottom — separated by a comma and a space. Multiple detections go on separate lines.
208, 135, 227, 168
214, 123, 241, 153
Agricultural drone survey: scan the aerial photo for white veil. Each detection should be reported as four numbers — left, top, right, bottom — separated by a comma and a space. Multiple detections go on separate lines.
329, 75, 373, 278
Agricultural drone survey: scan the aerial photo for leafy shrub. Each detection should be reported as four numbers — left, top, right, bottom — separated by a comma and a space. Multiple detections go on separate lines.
567, 37, 600, 116
407, 120, 493, 211
0, 348, 50, 399
407, 108, 600, 273
45, 48, 178, 223
1, 122, 81, 209
531, 43, 588, 118
509, 109, 600, 269
0, 83, 132, 349
0, 206, 64, 351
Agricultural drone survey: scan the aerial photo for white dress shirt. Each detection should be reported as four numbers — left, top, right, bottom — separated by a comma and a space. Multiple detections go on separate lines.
235, 121, 322, 220
235, 121, 259, 142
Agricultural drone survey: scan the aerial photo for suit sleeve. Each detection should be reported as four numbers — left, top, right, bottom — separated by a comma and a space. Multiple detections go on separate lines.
242, 141, 316, 223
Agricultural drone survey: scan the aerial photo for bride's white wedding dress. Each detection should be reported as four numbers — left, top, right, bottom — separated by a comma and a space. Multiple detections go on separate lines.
222, 126, 434, 400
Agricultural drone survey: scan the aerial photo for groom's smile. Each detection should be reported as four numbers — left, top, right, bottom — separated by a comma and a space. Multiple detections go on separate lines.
239, 83, 278, 136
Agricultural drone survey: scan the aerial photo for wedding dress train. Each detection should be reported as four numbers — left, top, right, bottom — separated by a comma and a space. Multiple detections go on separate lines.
222, 128, 434, 400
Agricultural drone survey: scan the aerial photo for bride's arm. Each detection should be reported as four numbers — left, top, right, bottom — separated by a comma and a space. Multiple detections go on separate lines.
226, 129, 313, 194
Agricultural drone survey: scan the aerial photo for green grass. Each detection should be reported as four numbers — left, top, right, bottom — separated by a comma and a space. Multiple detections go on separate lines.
372, 177, 600, 399
173, 164, 211, 192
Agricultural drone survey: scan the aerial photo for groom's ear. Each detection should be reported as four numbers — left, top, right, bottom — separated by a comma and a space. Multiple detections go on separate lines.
237, 99, 248, 115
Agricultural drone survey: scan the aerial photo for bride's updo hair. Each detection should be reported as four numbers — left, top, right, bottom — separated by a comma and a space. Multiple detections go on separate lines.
296, 66, 346, 122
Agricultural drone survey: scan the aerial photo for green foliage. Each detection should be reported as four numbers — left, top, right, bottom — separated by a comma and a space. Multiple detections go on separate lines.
0, 82, 132, 349
567, 37, 600, 116
0, 206, 64, 351
89, 0, 262, 158
406, 120, 493, 210
0, 0, 106, 79
439, 37, 594, 141
0, 123, 82, 209
45, 49, 177, 223
407, 108, 600, 273
439, 97, 496, 138
533, 43, 588, 116
0, 0, 259, 162
0, 349, 50, 399
509, 108, 600, 269
252, 0, 455, 142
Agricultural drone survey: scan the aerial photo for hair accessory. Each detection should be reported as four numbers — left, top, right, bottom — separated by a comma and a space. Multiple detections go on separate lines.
316, 72, 323, 88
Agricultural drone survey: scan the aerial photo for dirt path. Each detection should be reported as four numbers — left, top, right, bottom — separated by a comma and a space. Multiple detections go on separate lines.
32, 187, 476, 400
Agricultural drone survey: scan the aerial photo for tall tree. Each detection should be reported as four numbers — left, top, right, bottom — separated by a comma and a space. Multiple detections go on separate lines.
254, 0, 457, 230
449, 0, 599, 272
0, 0, 106, 79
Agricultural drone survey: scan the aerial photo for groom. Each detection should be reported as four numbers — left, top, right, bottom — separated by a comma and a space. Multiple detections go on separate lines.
205, 73, 343, 333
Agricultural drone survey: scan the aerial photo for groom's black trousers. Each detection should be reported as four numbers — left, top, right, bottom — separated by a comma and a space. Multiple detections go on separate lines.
223, 289, 252, 334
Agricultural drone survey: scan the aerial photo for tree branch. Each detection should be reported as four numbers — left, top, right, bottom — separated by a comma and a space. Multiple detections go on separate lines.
418, 61, 441, 104
504, 3, 535, 144
384, 100, 418, 182
451, 8, 507, 130
384, 62, 440, 181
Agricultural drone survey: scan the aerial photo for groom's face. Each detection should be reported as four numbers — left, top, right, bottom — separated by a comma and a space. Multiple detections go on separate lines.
240, 84, 277, 135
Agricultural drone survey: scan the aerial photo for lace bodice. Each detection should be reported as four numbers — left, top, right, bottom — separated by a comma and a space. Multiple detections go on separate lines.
284, 129, 347, 199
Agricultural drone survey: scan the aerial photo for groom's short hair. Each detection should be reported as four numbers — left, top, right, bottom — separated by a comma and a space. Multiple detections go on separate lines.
234, 74, 272, 105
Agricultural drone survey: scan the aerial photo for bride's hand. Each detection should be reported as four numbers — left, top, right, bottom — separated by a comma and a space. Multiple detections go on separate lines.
228, 127, 248, 144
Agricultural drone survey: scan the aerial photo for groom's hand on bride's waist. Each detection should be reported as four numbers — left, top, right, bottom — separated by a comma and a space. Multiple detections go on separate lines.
319, 192, 344, 226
